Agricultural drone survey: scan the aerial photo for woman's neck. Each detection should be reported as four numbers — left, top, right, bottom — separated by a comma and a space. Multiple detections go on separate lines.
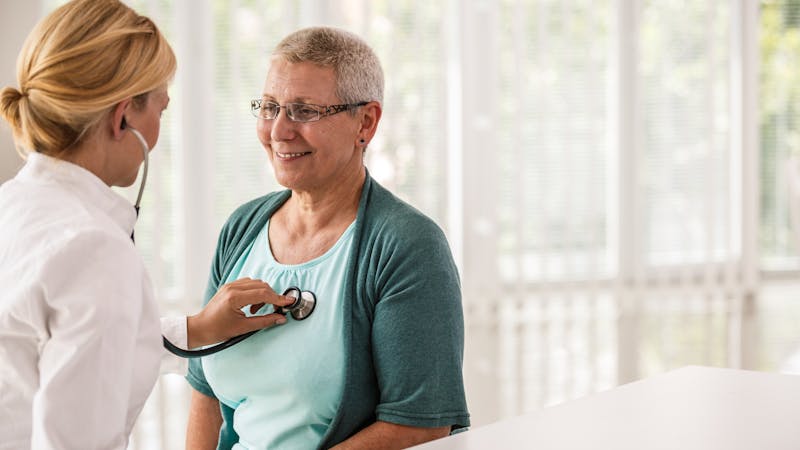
282, 165, 365, 235
60, 133, 113, 186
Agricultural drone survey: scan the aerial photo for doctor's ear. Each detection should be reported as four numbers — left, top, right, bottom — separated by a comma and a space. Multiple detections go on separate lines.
111, 99, 132, 139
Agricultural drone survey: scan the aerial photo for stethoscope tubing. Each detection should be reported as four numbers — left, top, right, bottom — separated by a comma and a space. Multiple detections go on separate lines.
128, 127, 149, 212
163, 329, 260, 358
162, 287, 315, 358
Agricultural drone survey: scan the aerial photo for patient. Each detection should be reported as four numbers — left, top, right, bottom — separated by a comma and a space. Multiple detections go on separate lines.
185, 26, 470, 449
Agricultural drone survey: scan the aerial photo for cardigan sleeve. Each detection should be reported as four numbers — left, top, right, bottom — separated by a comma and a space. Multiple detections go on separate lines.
184, 194, 281, 450
369, 215, 471, 431
185, 195, 260, 396
185, 228, 225, 398
184, 222, 242, 450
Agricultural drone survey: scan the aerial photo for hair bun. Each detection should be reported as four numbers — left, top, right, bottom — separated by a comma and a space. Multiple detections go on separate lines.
0, 86, 25, 130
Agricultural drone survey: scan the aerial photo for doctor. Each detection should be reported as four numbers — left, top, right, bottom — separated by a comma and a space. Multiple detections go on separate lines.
0, 1, 293, 449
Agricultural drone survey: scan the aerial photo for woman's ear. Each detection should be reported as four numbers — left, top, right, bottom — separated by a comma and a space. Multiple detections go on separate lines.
357, 101, 382, 145
111, 99, 132, 140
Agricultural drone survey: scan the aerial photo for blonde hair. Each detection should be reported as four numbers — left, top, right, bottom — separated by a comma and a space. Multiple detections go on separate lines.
0, 0, 176, 157
272, 26, 384, 107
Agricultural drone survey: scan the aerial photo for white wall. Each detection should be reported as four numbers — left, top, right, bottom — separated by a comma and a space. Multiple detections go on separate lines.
0, 0, 41, 183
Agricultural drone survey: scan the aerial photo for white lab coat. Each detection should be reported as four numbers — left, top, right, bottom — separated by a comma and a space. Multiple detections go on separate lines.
0, 153, 187, 450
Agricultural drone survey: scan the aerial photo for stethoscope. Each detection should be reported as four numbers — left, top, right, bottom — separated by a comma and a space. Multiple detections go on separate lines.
163, 287, 316, 358
124, 119, 148, 237
125, 121, 317, 358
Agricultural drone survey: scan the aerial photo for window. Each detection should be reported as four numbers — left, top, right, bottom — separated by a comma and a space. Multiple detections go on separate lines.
37, 1, 800, 447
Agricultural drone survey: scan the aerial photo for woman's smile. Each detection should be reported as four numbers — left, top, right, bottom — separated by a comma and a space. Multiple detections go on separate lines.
275, 151, 311, 160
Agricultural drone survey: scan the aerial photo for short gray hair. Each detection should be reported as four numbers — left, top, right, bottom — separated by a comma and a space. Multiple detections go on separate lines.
272, 26, 384, 106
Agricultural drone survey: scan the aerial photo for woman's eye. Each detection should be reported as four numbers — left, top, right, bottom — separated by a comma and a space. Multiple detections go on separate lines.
297, 107, 316, 117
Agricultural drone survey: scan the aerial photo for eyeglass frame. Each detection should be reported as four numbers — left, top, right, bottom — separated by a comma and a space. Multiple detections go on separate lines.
250, 99, 369, 122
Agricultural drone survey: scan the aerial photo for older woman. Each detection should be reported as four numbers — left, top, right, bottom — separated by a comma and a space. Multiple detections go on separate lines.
0, 1, 291, 448
186, 27, 470, 449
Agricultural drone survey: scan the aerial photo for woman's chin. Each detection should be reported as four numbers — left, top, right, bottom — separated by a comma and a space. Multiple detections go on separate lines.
273, 171, 303, 190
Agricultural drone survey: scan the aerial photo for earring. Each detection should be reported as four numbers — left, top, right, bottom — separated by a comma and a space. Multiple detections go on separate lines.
359, 139, 366, 144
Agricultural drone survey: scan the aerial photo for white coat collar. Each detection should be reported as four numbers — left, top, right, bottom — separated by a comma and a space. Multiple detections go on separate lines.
17, 152, 138, 237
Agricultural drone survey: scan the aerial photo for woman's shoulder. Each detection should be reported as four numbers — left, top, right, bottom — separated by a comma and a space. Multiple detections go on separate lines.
32, 224, 144, 292
5, 194, 139, 266
362, 179, 447, 244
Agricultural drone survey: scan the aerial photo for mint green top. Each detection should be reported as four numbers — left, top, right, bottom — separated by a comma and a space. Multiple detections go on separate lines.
203, 220, 354, 449
187, 174, 470, 449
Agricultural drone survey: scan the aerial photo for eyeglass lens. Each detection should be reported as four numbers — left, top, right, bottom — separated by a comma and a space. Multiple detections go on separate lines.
252, 101, 320, 122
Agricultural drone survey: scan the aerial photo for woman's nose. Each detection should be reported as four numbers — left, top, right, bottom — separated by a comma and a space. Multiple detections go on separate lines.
269, 108, 296, 142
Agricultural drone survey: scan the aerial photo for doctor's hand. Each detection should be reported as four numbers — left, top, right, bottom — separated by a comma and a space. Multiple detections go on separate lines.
186, 277, 296, 349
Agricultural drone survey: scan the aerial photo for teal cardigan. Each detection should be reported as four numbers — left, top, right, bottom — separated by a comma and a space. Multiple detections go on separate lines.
186, 174, 470, 449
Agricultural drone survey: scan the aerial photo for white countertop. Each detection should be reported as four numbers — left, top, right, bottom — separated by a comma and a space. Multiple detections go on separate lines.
414, 366, 800, 450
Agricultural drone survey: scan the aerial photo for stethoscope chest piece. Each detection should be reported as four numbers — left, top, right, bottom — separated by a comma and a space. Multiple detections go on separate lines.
278, 287, 316, 320
162, 285, 318, 358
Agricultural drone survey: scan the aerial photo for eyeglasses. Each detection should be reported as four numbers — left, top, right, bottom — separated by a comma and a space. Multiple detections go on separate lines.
250, 99, 368, 122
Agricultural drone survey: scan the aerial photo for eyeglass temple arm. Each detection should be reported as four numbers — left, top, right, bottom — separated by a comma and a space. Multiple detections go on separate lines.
326, 101, 369, 115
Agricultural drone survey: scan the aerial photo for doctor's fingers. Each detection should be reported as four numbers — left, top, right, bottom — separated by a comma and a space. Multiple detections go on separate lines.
216, 278, 293, 306
223, 277, 277, 291
235, 312, 288, 333
222, 285, 295, 310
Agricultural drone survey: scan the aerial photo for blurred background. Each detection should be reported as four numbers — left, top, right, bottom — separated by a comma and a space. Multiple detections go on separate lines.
2, 0, 800, 448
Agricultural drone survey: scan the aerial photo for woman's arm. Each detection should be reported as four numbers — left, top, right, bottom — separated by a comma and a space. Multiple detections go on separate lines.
186, 389, 223, 450
331, 421, 449, 450
341, 217, 468, 447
